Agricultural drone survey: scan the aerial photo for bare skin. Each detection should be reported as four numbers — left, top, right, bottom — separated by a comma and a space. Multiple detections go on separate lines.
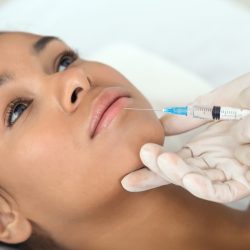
0, 32, 249, 250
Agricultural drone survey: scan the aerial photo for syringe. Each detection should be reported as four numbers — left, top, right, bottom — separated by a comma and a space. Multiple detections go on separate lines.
124, 105, 250, 120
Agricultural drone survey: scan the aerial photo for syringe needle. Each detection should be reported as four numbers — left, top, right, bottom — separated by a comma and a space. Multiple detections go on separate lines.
124, 108, 163, 111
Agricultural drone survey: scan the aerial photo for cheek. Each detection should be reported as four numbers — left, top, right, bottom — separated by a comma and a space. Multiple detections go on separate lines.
5, 126, 93, 218
5, 123, 125, 222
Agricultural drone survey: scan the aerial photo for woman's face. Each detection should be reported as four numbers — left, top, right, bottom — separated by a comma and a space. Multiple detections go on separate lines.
0, 32, 164, 234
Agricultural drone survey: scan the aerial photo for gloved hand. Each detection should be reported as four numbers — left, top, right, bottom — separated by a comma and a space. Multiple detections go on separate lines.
121, 73, 250, 203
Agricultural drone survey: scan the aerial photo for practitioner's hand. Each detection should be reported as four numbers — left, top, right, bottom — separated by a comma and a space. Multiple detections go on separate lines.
121, 74, 250, 203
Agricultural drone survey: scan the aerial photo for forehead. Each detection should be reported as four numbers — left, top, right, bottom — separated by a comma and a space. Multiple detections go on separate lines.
0, 32, 62, 83
0, 32, 41, 67
0, 32, 40, 47
0, 32, 39, 75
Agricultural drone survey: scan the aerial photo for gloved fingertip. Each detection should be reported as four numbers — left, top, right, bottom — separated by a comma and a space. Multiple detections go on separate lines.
121, 169, 170, 192
140, 143, 162, 166
157, 152, 178, 168
140, 143, 161, 155
156, 153, 183, 185
121, 177, 149, 192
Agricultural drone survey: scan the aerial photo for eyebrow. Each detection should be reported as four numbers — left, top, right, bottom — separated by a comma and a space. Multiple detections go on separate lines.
33, 36, 60, 53
0, 36, 61, 87
0, 72, 14, 87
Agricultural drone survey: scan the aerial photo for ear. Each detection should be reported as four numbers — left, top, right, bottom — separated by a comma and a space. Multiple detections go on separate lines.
0, 195, 32, 244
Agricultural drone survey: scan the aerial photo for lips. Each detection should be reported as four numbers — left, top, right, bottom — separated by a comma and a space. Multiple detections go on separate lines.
89, 87, 131, 138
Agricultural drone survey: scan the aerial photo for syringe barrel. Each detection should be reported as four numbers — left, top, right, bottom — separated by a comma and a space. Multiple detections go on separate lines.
188, 105, 213, 119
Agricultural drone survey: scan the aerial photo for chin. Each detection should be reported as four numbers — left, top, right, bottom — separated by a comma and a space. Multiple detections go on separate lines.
96, 117, 165, 201
119, 117, 165, 174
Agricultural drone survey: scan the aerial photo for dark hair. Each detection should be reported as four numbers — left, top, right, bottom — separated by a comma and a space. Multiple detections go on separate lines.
0, 221, 66, 250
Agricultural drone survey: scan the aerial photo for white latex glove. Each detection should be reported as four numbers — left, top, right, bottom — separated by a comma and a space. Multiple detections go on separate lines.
121, 73, 250, 203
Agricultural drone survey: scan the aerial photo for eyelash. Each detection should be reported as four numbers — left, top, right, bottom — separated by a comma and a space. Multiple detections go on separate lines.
4, 49, 79, 128
56, 49, 79, 72
5, 98, 33, 128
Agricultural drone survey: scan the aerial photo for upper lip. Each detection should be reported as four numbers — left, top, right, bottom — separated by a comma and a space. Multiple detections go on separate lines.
89, 87, 131, 138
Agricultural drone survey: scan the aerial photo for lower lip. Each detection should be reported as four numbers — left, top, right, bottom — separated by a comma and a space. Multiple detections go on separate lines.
93, 97, 131, 137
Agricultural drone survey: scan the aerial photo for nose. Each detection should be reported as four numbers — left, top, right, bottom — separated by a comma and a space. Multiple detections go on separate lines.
52, 67, 92, 113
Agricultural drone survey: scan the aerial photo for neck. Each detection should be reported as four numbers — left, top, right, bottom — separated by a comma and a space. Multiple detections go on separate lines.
59, 186, 250, 250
